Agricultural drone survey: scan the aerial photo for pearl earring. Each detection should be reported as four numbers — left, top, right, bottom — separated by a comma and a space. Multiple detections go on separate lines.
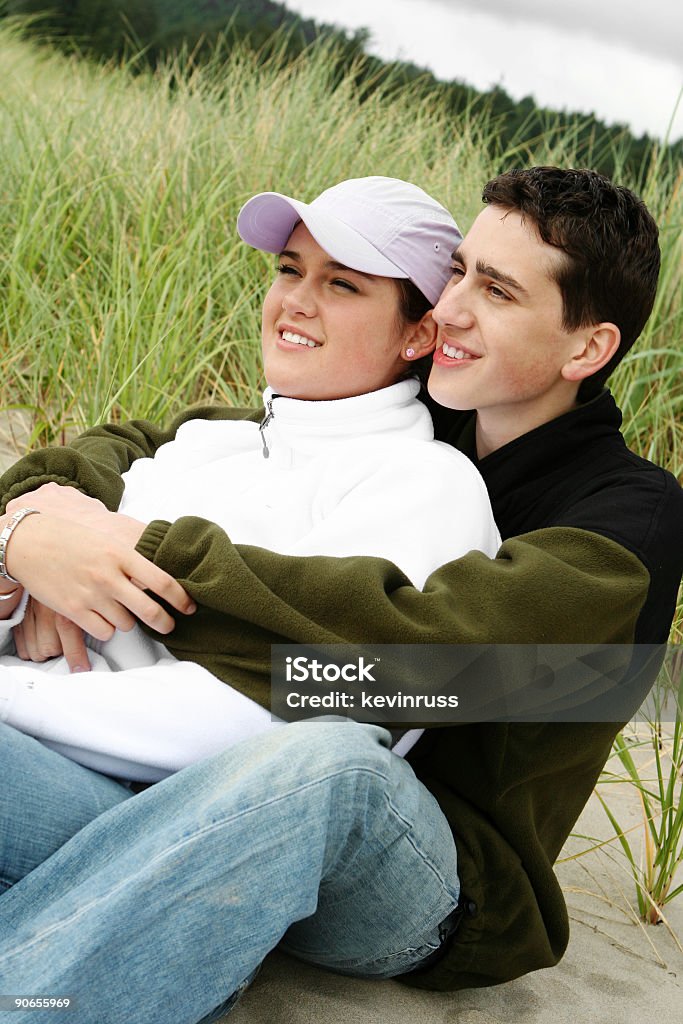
405, 347, 415, 358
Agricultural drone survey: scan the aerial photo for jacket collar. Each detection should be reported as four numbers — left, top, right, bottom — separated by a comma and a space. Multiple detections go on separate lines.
260, 379, 433, 460
430, 389, 626, 527
433, 389, 622, 466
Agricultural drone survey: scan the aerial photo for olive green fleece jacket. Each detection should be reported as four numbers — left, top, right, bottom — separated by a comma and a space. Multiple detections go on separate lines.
1, 393, 681, 992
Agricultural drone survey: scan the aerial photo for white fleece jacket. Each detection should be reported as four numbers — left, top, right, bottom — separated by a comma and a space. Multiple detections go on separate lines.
0, 380, 500, 779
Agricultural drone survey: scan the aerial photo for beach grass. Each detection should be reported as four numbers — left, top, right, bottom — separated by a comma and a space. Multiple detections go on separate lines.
1, 20, 681, 649
595, 651, 683, 927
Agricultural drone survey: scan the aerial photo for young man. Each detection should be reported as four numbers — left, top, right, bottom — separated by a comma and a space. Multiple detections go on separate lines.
0, 168, 681, 1021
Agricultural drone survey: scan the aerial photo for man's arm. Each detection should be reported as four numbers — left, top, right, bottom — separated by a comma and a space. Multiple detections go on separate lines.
0, 406, 259, 513
134, 516, 650, 711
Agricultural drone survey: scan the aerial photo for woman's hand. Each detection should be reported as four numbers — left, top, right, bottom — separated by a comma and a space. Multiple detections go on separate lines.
13, 597, 91, 672
0, 580, 23, 619
2, 510, 196, 641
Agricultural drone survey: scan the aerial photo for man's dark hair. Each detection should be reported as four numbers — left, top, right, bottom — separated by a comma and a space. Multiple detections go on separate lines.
482, 167, 660, 398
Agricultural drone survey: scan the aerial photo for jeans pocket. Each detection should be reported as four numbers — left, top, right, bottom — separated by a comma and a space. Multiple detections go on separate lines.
403, 901, 467, 975
350, 936, 445, 979
195, 964, 261, 1023
351, 895, 462, 980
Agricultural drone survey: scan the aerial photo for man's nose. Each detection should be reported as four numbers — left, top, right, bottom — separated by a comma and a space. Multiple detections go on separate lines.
433, 279, 474, 330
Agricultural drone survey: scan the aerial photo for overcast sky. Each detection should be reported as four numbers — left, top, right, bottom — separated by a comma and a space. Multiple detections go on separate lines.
286, 0, 683, 142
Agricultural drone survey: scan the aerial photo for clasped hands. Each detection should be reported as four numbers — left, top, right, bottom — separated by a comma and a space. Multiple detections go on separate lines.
0, 483, 196, 672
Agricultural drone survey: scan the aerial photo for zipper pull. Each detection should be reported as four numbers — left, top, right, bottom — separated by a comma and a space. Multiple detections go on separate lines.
259, 398, 274, 459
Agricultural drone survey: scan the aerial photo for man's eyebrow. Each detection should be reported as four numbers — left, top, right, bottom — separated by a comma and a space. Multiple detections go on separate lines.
451, 246, 528, 295
476, 259, 529, 295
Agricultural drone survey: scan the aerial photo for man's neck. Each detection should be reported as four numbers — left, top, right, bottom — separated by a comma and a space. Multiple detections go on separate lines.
475, 389, 579, 459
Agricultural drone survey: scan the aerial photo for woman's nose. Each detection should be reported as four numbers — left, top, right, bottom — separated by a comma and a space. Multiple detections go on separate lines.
281, 279, 317, 317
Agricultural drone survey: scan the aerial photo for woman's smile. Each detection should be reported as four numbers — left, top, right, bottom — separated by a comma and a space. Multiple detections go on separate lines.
277, 326, 322, 349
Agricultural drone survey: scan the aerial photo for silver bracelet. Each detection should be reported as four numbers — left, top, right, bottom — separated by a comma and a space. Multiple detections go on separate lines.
0, 508, 41, 584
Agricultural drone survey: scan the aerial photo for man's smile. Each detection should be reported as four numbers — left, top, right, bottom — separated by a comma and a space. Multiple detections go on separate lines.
433, 341, 481, 366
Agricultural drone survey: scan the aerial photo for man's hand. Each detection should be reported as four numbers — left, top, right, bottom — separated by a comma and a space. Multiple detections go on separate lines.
13, 597, 91, 672
6, 482, 111, 527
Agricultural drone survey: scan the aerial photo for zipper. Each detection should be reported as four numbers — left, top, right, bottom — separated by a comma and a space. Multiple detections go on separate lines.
259, 398, 274, 459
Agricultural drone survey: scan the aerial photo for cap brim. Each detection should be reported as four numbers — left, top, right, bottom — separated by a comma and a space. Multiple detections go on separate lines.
237, 193, 408, 279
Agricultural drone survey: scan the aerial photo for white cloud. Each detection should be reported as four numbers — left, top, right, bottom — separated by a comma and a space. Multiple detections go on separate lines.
286, 0, 683, 140
431, 0, 683, 65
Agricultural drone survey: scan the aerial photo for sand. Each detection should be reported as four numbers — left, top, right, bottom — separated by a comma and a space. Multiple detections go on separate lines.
227, 783, 683, 1023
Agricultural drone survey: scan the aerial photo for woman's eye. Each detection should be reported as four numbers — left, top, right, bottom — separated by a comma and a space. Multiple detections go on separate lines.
276, 264, 299, 277
331, 278, 358, 293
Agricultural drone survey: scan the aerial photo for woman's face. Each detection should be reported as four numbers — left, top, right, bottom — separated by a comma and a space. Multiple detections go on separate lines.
261, 223, 414, 400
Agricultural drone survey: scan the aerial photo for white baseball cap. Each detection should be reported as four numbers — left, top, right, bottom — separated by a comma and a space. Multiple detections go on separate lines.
236, 176, 461, 305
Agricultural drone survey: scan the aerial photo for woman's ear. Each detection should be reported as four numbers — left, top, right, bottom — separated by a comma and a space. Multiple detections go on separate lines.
561, 322, 621, 383
402, 312, 437, 362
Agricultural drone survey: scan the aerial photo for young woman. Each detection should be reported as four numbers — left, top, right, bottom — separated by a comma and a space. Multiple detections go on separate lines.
0, 177, 499, 781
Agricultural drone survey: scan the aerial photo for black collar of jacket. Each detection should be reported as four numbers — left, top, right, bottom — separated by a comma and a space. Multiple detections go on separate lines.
427, 389, 626, 540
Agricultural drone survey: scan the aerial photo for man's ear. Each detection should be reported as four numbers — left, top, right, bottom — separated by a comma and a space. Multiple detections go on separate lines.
402, 311, 438, 362
561, 323, 621, 383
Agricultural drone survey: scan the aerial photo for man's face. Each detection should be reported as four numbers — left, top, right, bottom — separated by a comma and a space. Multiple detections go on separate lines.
428, 205, 587, 440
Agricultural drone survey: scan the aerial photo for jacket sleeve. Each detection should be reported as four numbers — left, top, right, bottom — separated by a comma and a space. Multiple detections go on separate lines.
135, 517, 650, 713
0, 406, 260, 513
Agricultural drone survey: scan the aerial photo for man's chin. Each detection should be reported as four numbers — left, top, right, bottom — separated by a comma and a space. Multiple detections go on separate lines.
426, 379, 474, 412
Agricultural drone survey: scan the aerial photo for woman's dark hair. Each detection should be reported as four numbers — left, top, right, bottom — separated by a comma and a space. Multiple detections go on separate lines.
396, 278, 432, 325
482, 167, 660, 398
395, 279, 433, 384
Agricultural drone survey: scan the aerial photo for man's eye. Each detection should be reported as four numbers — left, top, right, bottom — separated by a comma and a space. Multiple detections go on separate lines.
450, 265, 465, 279
489, 284, 510, 300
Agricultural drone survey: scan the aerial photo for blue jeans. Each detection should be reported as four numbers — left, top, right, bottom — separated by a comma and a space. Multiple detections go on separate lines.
0, 720, 460, 1024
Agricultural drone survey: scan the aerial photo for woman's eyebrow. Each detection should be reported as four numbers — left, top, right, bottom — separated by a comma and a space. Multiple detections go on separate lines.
277, 252, 376, 282
325, 260, 377, 282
